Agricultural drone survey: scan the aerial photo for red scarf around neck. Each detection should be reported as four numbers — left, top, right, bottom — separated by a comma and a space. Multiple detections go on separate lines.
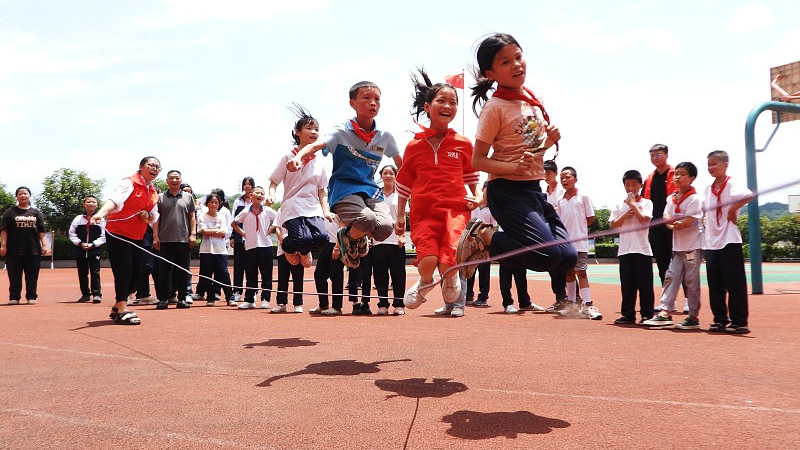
291, 147, 316, 166
350, 119, 377, 145
672, 187, 697, 213
250, 207, 263, 232
711, 176, 730, 225
413, 121, 456, 140
492, 86, 558, 157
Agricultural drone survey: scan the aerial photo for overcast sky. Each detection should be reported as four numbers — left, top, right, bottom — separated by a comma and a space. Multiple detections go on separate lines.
1, 0, 799, 212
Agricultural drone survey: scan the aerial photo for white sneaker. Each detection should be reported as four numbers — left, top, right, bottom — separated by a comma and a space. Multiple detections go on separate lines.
450, 307, 465, 317
260, 300, 270, 309
321, 307, 342, 316
271, 304, 287, 313
126, 294, 137, 306
206, 300, 215, 307
227, 299, 238, 307
293, 305, 303, 313
441, 276, 462, 304
520, 303, 545, 312
238, 301, 255, 309
184, 295, 194, 305
404, 279, 434, 310
580, 304, 603, 320
505, 304, 519, 314
376, 306, 389, 315
434, 305, 454, 315
233, 293, 241, 302
308, 306, 323, 314
139, 296, 159, 305
557, 302, 581, 317
393, 307, 405, 316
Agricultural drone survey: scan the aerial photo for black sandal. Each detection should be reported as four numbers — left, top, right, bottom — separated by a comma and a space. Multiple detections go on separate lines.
109, 307, 119, 320
115, 310, 141, 325
725, 324, 750, 334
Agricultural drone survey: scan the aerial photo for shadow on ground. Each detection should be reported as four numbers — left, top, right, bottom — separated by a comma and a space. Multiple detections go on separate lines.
243, 338, 319, 349
441, 410, 570, 439
257, 358, 412, 387
374, 377, 468, 399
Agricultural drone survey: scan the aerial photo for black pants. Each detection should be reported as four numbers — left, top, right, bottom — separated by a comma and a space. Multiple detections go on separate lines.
466, 262, 490, 301
282, 216, 329, 254
548, 269, 567, 302
156, 242, 191, 301
197, 253, 233, 301
106, 233, 144, 302
706, 244, 749, 327
6, 254, 41, 301
244, 246, 273, 302
370, 244, 406, 308
276, 254, 304, 305
648, 224, 672, 284
499, 263, 530, 307
76, 256, 102, 297
232, 242, 246, 295
348, 252, 372, 304
314, 242, 344, 310
619, 253, 655, 320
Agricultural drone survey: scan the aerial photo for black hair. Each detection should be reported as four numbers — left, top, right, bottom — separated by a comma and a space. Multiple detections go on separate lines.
15, 186, 31, 196
84, 195, 99, 202
167, 169, 182, 177
139, 156, 160, 166
675, 161, 698, 178
561, 166, 577, 178
707, 150, 729, 162
288, 103, 319, 146
409, 68, 459, 121
349, 81, 381, 100
543, 159, 558, 173
379, 165, 398, 176
241, 176, 255, 191
470, 33, 521, 116
622, 170, 643, 184
649, 144, 668, 154
179, 183, 191, 192
210, 188, 229, 210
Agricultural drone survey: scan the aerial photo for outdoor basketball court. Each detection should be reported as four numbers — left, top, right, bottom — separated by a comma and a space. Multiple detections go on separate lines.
1, 263, 798, 449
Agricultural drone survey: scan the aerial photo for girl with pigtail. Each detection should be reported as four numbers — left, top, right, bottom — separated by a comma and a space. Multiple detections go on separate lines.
395, 69, 481, 317
455, 33, 576, 280
267, 104, 333, 270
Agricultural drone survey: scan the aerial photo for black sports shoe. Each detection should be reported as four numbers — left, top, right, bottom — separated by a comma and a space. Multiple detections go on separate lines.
360, 303, 372, 315
176, 301, 191, 309
156, 301, 169, 310
352, 302, 363, 315
613, 316, 636, 324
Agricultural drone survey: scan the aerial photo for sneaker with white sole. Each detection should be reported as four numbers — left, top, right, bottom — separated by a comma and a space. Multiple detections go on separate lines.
321, 307, 342, 316
557, 302, 581, 317
271, 304, 287, 313
27, 299, 37, 305
357, 237, 370, 258
434, 305, 454, 315
206, 300, 215, 307
450, 307, 465, 317
376, 306, 389, 315
580, 304, 603, 320
336, 227, 360, 269
293, 305, 303, 313
393, 306, 405, 315
404, 279, 434, 309
184, 295, 194, 305
126, 294, 137, 305
260, 300, 270, 309
238, 301, 255, 309
228, 298, 238, 307
8, 300, 20, 305
441, 276, 462, 304
520, 303, 545, 312
546, 300, 567, 313
504, 304, 519, 314
642, 314, 673, 326
675, 317, 700, 330
139, 296, 158, 305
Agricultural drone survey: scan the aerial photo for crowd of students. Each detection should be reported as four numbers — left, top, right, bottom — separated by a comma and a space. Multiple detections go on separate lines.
1, 33, 753, 333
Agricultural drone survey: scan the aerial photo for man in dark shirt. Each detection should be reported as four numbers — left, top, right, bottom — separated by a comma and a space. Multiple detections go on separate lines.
642, 144, 676, 284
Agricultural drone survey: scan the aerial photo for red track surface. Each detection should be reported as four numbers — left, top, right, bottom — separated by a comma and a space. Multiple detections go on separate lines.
1, 267, 799, 449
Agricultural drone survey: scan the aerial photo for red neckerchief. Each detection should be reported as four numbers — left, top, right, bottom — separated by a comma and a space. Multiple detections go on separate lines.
564, 189, 578, 201
672, 187, 697, 213
250, 207, 263, 232
291, 147, 316, 166
413, 121, 456, 140
711, 176, 730, 225
350, 119, 377, 145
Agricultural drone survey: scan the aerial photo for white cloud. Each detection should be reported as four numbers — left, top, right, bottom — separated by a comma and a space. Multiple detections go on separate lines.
646, 28, 680, 53
742, 29, 800, 71
0, 32, 122, 76
141, 0, 332, 25
727, 3, 774, 33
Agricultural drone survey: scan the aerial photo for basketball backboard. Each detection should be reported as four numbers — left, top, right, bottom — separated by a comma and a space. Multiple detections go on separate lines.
789, 194, 800, 214
770, 61, 800, 124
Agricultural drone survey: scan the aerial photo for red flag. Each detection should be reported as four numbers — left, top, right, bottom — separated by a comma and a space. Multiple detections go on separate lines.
445, 72, 464, 89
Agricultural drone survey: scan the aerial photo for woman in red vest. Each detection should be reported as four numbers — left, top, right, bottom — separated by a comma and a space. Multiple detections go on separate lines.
92, 156, 161, 325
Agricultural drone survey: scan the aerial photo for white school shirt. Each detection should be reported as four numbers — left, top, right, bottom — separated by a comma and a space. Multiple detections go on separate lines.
269, 151, 329, 225
198, 212, 231, 255
374, 190, 403, 246
557, 191, 594, 253
545, 182, 564, 208
472, 206, 497, 226
665, 192, 703, 252
609, 197, 653, 256
234, 206, 277, 251
703, 177, 751, 250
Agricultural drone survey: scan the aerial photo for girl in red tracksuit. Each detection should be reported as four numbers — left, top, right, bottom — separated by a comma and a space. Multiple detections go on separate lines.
395, 69, 480, 316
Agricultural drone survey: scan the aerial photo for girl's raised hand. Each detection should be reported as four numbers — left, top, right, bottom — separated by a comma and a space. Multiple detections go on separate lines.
286, 158, 302, 172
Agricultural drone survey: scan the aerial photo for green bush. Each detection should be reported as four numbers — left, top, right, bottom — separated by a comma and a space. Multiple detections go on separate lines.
594, 243, 619, 258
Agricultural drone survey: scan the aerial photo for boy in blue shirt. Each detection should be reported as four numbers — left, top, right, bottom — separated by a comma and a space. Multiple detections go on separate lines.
288, 81, 403, 282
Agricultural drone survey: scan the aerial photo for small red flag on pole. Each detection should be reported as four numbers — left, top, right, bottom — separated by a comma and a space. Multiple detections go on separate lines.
445, 72, 464, 89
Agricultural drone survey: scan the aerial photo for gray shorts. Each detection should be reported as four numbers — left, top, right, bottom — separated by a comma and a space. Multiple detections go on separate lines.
332, 194, 393, 241
574, 252, 589, 271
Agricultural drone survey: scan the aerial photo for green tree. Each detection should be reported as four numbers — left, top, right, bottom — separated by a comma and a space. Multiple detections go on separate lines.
152, 178, 168, 194
0, 182, 15, 213
35, 168, 105, 234
590, 208, 612, 243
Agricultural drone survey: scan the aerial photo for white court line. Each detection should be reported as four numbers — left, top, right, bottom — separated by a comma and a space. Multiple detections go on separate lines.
3, 341, 799, 416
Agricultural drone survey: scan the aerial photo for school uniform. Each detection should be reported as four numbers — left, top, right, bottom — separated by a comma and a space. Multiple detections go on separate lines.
68, 213, 106, 299
609, 197, 655, 320
234, 205, 277, 303
657, 190, 703, 315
